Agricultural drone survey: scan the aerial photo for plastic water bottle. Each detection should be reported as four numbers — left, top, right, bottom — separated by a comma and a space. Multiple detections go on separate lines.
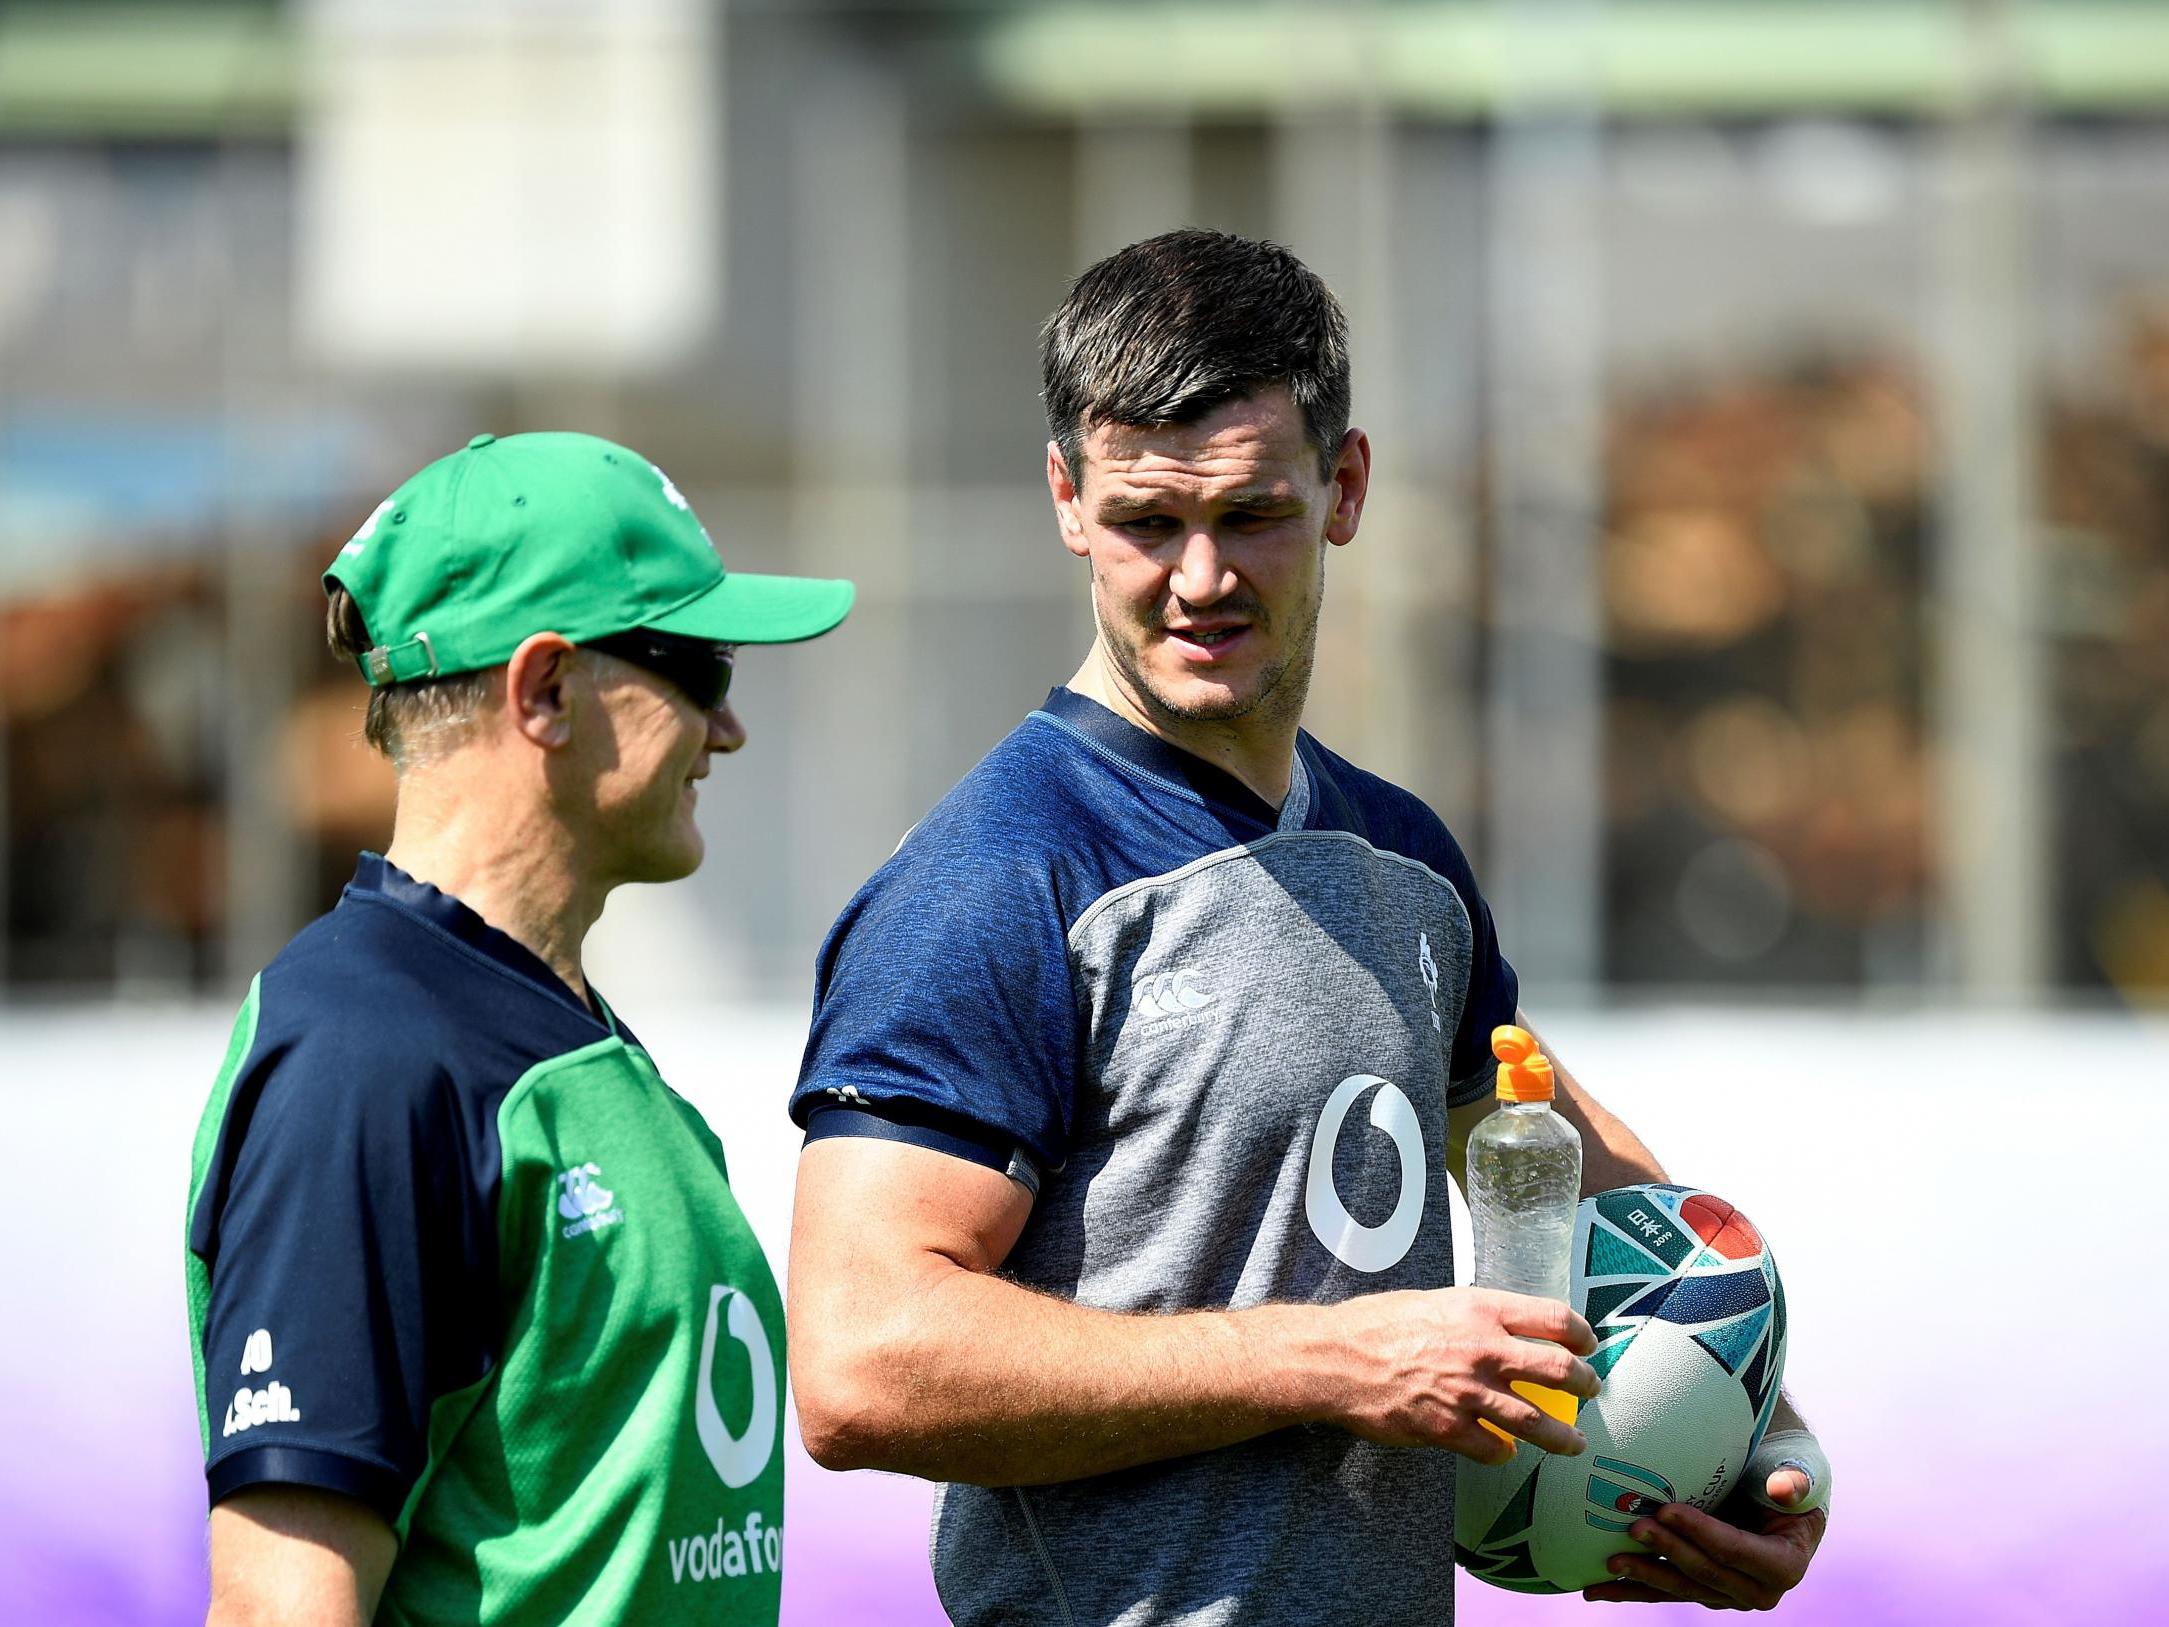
1467, 1024, 1584, 1441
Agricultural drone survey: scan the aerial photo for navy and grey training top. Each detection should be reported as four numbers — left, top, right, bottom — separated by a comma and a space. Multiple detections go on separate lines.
791, 687, 1520, 1627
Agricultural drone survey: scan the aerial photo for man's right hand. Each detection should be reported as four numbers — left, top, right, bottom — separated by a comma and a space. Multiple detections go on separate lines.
1319, 1287, 1599, 1463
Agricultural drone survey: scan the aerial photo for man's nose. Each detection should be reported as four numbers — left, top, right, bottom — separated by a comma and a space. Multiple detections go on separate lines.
1170, 529, 1235, 604
708, 700, 747, 754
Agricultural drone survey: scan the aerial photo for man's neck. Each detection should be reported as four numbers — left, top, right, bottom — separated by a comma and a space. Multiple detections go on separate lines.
1066, 647, 1302, 809
381, 767, 604, 1003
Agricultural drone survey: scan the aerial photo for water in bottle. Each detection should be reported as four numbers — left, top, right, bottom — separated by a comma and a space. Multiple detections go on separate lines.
1467, 1024, 1584, 1443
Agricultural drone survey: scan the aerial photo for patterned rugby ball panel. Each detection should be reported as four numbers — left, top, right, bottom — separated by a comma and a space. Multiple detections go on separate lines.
1455, 1184, 1788, 1594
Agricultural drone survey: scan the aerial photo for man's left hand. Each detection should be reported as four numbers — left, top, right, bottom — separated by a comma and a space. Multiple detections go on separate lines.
1582, 1467, 1827, 1610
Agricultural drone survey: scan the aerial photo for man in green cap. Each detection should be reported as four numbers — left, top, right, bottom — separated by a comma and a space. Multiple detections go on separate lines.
185, 432, 851, 1625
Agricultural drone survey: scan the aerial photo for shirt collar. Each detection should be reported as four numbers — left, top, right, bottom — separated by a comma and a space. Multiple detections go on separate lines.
1038, 687, 1309, 832
1279, 747, 1314, 832
343, 852, 607, 1024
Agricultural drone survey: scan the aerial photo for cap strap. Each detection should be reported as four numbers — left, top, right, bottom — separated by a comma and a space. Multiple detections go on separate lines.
360, 630, 439, 686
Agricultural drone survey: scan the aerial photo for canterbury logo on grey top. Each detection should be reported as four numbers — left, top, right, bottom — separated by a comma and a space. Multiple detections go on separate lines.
1131, 968, 1216, 1018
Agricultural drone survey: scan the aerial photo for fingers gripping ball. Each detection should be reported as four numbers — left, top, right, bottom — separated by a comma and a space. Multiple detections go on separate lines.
1456, 1185, 1791, 1594
1744, 1428, 1830, 1515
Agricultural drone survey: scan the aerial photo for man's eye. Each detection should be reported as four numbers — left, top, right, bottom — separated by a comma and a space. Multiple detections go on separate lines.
1118, 516, 1176, 536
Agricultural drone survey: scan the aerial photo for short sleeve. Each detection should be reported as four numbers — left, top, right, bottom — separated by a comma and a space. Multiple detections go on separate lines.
791, 818, 1078, 1178
188, 1005, 499, 1522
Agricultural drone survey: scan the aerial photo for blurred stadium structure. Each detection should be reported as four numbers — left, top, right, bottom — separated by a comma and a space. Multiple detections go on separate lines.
3, 0, 2168, 1009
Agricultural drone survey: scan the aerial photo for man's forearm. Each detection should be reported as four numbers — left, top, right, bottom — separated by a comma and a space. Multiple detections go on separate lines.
794, 1256, 1345, 1485
1521, 1016, 1670, 1194
789, 1136, 1598, 1486
1567, 1082, 1668, 1195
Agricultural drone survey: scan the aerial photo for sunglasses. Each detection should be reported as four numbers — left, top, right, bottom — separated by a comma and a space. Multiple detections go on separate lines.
584, 629, 736, 712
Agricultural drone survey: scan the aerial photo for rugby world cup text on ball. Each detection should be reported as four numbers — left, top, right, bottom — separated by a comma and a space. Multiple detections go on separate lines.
1697, 1460, 1731, 1506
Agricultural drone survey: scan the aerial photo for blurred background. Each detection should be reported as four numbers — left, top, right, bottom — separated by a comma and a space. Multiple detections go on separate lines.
3, 1, 2164, 1623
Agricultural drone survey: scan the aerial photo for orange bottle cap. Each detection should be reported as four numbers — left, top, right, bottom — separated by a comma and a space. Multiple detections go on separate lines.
1490, 1024, 1555, 1101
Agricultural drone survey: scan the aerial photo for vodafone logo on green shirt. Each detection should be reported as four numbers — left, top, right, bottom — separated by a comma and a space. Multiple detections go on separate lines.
667, 1510, 780, 1587
695, 1284, 777, 1488
666, 1284, 783, 1589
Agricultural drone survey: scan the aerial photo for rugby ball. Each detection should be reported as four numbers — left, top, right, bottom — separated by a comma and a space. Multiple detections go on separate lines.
1455, 1184, 1788, 1593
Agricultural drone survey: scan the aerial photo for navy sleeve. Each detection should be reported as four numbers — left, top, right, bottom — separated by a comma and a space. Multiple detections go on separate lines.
190, 991, 499, 1522
790, 810, 1079, 1180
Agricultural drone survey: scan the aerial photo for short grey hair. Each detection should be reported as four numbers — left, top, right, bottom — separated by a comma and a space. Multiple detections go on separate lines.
324, 585, 496, 770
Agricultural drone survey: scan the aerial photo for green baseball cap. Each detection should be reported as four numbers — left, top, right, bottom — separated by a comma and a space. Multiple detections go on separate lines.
324, 431, 854, 686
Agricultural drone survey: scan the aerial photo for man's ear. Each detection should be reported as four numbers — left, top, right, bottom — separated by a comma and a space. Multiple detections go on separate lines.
1048, 440, 1090, 559
504, 633, 580, 749
1325, 427, 1372, 548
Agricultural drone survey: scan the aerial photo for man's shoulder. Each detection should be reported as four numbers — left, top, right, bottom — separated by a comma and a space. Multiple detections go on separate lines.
243, 896, 578, 1119
832, 703, 1188, 955
258, 896, 459, 1042
1300, 733, 1449, 833
1299, 734, 1477, 881
902, 706, 1117, 862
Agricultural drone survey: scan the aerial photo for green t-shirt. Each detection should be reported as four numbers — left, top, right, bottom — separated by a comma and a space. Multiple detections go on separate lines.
186, 855, 785, 1623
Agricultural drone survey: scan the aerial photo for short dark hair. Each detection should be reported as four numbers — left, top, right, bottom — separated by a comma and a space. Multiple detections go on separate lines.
1041, 228, 1351, 485
325, 585, 496, 767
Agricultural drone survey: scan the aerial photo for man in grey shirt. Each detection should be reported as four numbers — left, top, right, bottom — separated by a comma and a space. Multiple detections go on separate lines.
788, 230, 1829, 1624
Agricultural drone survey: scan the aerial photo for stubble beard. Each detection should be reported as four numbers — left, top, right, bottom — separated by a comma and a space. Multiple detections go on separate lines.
1092, 567, 1324, 735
